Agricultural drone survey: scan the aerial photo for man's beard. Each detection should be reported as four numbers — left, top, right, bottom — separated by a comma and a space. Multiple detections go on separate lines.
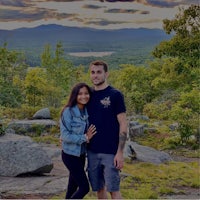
93, 79, 105, 86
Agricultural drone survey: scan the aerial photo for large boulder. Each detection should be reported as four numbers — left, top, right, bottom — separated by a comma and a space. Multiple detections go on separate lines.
124, 141, 172, 164
0, 133, 53, 176
32, 108, 51, 119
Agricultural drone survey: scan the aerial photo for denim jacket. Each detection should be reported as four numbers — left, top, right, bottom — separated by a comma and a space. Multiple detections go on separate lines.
60, 105, 89, 156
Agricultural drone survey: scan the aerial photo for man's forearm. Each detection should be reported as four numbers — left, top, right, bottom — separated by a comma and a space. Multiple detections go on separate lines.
117, 112, 128, 153
118, 131, 127, 152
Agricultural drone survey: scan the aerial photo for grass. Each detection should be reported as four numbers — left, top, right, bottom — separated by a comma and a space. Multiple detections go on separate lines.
51, 160, 199, 199
121, 161, 199, 199
84, 160, 200, 199
35, 129, 199, 199
32, 135, 60, 146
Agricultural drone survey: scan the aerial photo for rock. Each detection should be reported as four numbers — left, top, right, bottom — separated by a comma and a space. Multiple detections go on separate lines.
0, 133, 53, 176
0, 143, 66, 199
0, 148, 69, 199
129, 121, 140, 127
7, 119, 57, 136
124, 141, 136, 161
129, 124, 145, 139
135, 115, 149, 121
0, 175, 67, 199
144, 127, 157, 133
169, 123, 179, 131
32, 108, 51, 119
124, 141, 172, 164
5, 128, 15, 135
153, 121, 163, 126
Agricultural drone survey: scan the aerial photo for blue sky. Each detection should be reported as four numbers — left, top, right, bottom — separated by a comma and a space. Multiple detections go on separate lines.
0, 0, 198, 30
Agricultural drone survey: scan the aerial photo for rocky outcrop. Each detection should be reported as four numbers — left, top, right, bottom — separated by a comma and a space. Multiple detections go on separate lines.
6, 108, 57, 136
0, 143, 65, 199
129, 121, 145, 140
0, 133, 53, 176
124, 141, 172, 164
7, 119, 57, 136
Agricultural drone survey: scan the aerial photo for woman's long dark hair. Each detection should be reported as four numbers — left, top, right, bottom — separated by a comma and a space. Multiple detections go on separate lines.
61, 82, 92, 116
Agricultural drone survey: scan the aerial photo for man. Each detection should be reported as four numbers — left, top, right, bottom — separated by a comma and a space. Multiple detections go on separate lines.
87, 60, 127, 199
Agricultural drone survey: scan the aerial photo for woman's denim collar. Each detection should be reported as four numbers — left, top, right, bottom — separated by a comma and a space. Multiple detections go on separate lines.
71, 105, 88, 121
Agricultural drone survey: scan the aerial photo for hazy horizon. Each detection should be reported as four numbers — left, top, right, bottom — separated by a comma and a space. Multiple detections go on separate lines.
0, 0, 197, 30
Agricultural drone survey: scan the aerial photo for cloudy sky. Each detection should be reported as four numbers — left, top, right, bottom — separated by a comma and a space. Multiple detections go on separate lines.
0, 0, 198, 30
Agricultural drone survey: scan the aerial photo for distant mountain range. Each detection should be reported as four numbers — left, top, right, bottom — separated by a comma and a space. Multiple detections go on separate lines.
0, 24, 172, 67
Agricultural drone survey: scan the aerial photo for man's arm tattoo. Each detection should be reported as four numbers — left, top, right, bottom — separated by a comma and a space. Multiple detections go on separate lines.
119, 132, 127, 151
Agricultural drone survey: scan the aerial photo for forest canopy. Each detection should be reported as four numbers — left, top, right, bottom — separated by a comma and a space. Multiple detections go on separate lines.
0, 4, 199, 146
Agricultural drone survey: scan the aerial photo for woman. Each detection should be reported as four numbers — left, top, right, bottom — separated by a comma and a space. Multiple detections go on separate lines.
60, 82, 96, 199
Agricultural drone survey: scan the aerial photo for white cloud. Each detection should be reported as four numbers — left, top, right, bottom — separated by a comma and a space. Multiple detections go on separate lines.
31, 0, 182, 29
0, 0, 193, 30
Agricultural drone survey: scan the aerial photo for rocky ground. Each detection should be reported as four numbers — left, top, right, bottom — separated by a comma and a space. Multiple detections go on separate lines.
0, 144, 66, 199
0, 144, 199, 199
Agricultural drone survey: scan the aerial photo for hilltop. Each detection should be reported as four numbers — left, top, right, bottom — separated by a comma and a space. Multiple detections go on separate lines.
0, 24, 172, 67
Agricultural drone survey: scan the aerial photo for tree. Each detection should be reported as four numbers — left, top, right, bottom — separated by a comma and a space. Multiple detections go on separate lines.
152, 4, 200, 68
0, 44, 28, 107
41, 42, 76, 105
148, 5, 200, 146
24, 67, 48, 107
109, 64, 159, 114
150, 58, 187, 91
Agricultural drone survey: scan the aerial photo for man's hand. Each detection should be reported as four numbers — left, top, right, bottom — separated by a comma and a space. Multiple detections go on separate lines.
114, 151, 124, 170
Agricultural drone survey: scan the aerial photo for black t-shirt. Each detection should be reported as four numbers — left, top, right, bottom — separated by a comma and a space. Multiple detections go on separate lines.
87, 86, 126, 154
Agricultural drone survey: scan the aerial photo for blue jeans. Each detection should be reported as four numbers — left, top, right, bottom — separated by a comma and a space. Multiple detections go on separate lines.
87, 151, 120, 192
62, 151, 90, 199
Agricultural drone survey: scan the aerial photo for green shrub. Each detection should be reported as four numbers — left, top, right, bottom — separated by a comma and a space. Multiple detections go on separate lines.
143, 102, 170, 120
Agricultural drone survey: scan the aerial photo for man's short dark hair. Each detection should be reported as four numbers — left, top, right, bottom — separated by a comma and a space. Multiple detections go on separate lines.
90, 60, 108, 72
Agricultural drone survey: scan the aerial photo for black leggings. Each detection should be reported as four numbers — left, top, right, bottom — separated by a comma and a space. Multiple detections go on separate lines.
62, 151, 90, 199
